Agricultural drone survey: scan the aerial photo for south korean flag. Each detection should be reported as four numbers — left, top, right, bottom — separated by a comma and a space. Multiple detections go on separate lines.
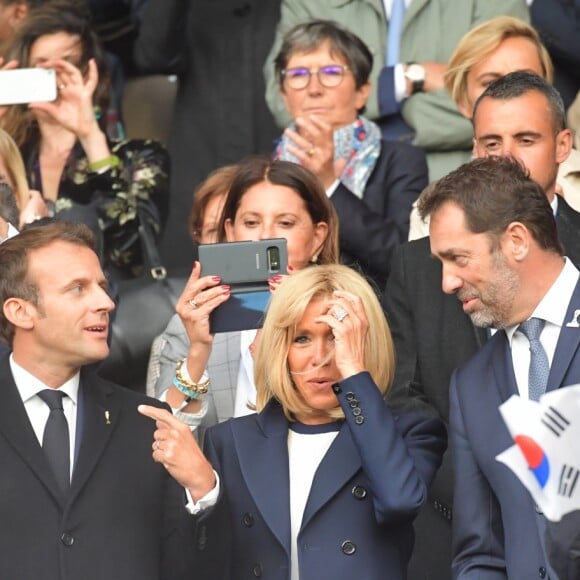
496, 385, 580, 521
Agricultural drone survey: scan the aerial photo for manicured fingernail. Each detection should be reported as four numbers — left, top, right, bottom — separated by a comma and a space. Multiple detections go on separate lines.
212, 276, 221, 282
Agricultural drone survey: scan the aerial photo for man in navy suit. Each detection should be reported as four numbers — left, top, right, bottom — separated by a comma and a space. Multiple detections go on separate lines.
0, 221, 215, 580
383, 71, 580, 579
421, 155, 580, 578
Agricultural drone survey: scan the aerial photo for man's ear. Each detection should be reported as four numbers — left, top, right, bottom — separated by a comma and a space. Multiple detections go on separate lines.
10, 1, 30, 28
3, 298, 35, 331
555, 129, 573, 165
503, 222, 530, 262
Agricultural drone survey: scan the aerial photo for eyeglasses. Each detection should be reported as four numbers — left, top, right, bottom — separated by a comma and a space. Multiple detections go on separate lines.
281, 65, 350, 90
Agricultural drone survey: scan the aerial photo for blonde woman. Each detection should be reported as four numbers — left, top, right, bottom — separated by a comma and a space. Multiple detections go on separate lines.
140, 264, 446, 580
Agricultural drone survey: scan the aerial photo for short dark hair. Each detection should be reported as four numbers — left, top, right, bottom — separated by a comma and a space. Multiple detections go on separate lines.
274, 19, 373, 90
418, 156, 563, 255
472, 71, 566, 133
218, 155, 339, 265
0, 221, 95, 346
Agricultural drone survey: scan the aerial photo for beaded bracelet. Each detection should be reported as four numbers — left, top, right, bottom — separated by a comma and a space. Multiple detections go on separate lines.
88, 154, 121, 173
173, 358, 210, 401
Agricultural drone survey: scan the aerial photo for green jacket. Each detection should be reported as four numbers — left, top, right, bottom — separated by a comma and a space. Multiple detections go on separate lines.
264, 0, 530, 179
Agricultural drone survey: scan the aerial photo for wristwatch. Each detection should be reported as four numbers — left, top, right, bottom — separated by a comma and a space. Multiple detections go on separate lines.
405, 63, 426, 94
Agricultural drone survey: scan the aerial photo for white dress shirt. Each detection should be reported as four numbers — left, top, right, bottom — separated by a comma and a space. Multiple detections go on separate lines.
10, 355, 79, 481
505, 258, 579, 398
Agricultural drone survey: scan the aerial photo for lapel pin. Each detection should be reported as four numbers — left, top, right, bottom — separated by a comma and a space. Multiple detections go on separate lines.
565, 309, 580, 328
104, 410, 111, 425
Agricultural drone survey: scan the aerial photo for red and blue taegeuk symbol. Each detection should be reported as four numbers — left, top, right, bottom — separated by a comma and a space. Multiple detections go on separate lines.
514, 435, 550, 488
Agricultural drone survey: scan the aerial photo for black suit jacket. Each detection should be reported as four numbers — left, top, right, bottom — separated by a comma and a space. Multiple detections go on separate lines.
382, 194, 580, 579
134, 0, 282, 272
545, 511, 580, 580
333, 139, 428, 290
0, 354, 203, 580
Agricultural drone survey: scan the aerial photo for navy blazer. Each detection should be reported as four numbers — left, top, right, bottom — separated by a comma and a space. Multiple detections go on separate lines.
0, 354, 200, 580
451, 280, 580, 579
332, 139, 428, 290
199, 372, 446, 580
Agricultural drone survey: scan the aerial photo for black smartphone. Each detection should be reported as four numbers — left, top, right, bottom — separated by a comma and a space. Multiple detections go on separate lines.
198, 238, 288, 333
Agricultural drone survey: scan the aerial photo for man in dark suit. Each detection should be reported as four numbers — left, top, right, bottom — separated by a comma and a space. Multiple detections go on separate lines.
421, 155, 579, 577
383, 71, 580, 579
0, 221, 215, 580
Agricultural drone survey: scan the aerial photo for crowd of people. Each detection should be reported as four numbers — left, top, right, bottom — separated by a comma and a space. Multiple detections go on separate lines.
0, 1, 579, 579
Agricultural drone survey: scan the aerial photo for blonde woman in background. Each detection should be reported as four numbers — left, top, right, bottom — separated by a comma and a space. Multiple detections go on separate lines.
409, 15, 580, 239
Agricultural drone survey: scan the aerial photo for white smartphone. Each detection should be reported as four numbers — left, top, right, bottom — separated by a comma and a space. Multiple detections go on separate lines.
0, 68, 57, 106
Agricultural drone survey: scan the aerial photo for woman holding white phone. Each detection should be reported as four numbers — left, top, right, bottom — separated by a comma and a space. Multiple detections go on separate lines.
149, 156, 339, 437
0, 1, 168, 282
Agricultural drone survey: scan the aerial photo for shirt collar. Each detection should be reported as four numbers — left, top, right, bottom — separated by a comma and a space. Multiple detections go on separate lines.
10, 354, 80, 404
505, 257, 579, 346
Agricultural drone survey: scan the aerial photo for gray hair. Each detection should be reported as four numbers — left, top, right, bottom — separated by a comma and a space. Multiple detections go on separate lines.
274, 20, 373, 90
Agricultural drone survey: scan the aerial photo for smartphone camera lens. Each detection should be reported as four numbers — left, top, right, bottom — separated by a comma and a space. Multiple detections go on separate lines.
267, 247, 280, 272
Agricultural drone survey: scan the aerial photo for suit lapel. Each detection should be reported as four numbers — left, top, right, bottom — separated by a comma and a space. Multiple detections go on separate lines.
547, 280, 580, 391
301, 423, 360, 530
69, 371, 120, 501
490, 332, 519, 402
232, 403, 291, 555
0, 355, 66, 506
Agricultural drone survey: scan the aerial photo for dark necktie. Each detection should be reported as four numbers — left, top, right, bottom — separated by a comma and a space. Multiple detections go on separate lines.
517, 318, 550, 401
37, 389, 70, 492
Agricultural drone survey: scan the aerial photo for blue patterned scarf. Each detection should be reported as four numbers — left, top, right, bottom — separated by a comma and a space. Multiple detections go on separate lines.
275, 116, 381, 198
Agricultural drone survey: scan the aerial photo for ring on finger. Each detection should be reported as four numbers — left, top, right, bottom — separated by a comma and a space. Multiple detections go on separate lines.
189, 298, 199, 310
307, 146, 316, 157
333, 307, 349, 323
58, 83, 66, 90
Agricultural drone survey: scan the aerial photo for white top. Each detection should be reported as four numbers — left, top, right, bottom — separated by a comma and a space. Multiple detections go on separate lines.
10, 355, 79, 480
234, 329, 258, 417
288, 424, 339, 580
505, 258, 579, 398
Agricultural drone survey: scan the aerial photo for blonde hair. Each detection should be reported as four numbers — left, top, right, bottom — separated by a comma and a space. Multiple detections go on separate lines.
0, 128, 29, 212
445, 16, 553, 113
254, 264, 394, 421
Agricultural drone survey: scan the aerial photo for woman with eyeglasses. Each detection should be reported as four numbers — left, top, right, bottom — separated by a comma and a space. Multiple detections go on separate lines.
274, 20, 428, 289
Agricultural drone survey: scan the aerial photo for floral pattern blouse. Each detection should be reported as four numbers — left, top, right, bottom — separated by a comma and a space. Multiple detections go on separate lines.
24, 138, 169, 281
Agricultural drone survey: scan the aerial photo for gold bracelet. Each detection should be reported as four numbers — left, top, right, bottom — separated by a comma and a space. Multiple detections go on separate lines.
175, 358, 210, 395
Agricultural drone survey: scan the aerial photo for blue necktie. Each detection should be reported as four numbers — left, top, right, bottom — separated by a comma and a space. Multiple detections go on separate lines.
38, 389, 70, 492
517, 318, 550, 401
386, 0, 406, 66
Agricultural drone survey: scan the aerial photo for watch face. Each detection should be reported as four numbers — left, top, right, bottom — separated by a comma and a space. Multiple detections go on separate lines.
407, 64, 425, 82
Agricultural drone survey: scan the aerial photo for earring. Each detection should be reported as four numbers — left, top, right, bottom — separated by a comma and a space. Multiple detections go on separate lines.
310, 254, 318, 264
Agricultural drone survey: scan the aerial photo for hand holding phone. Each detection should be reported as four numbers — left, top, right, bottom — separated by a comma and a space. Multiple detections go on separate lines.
198, 238, 288, 333
0, 68, 57, 106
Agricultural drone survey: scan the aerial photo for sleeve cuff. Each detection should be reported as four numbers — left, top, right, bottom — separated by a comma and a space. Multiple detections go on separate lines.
185, 470, 220, 514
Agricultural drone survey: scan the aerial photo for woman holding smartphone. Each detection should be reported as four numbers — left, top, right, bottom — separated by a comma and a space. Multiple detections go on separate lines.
149, 156, 338, 436
1, 1, 168, 282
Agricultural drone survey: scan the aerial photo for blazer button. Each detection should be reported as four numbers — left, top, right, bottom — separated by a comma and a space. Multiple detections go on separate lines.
352, 406, 362, 416
242, 512, 254, 527
348, 400, 359, 408
539, 566, 547, 578
60, 532, 74, 547
341, 540, 357, 555
355, 415, 365, 425
345, 391, 356, 401
352, 485, 367, 500
252, 563, 262, 577
332, 384, 342, 394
